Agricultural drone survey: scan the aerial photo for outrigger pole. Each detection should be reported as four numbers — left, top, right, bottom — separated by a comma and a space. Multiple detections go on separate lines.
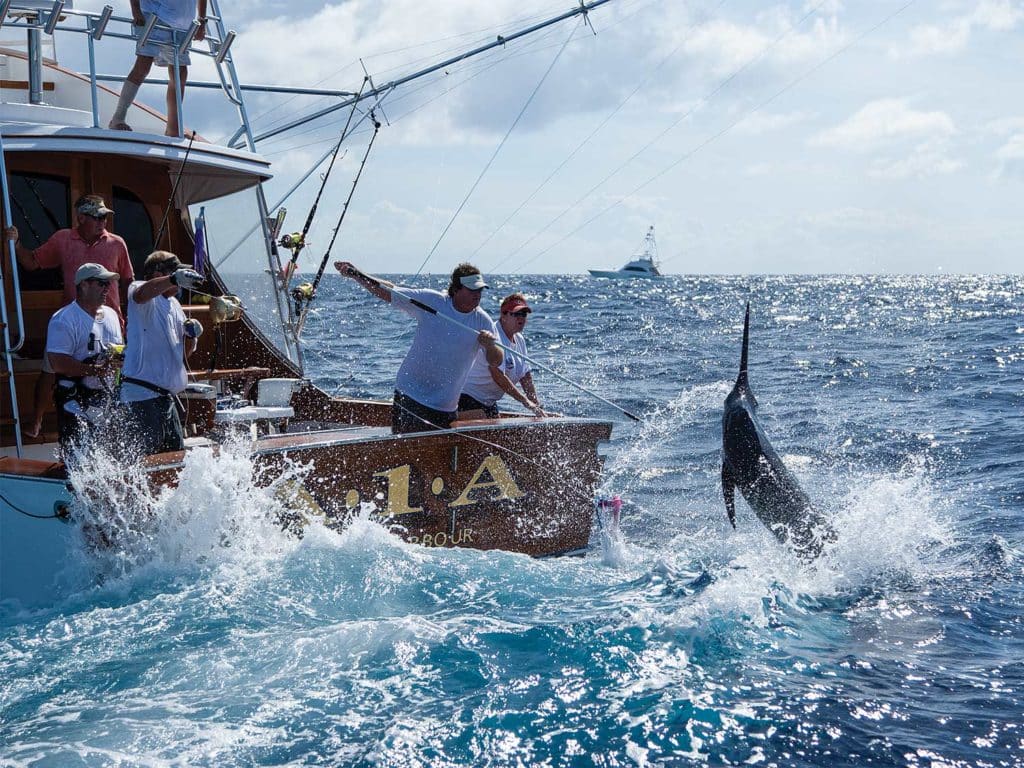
342, 266, 641, 423
238, 0, 616, 148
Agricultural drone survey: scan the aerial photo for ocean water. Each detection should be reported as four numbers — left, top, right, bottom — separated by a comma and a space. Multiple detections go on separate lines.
2, 274, 1023, 767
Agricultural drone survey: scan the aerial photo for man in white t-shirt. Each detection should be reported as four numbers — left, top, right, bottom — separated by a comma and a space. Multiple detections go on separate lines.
44, 263, 124, 457
460, 293, 544, 418
334, 260, 503, 433
119, 250, 204, 455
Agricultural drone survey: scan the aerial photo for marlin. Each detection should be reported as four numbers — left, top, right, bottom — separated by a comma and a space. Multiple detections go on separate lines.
721, 303, 835, 558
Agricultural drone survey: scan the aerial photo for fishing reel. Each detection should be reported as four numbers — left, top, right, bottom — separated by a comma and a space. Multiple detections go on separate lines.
279, 232, 305, 252
290, 281, 315, 316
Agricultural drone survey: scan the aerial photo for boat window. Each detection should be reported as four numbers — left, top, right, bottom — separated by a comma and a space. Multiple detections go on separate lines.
188, 186, 299, 365
111, 186, 155, 278
623, 266, 643, 272
8, 172, 69, 290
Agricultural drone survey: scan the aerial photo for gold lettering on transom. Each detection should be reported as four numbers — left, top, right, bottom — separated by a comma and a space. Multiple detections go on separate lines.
450, 454, 524, 508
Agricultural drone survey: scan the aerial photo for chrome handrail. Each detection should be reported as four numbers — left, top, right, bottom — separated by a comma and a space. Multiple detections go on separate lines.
0, 128, 25, 456
0, 3, 243, 139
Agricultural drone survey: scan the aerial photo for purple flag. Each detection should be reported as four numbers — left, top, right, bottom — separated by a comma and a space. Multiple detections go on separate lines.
193, 207, 208, 276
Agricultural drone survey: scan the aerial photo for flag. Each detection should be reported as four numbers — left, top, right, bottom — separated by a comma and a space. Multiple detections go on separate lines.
193, 206, 208, 277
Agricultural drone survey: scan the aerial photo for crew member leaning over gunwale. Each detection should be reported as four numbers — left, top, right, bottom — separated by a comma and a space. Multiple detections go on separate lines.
334, 260, 503, 434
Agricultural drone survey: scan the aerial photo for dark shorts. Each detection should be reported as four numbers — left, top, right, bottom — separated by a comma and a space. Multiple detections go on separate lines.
124, 395, 184, 455
54, 387, 113, 461
392, 390, 455, 434
457, 393, 499, 419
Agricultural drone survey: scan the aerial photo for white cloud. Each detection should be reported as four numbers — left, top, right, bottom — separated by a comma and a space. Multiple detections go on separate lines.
867, 141, 964, 179
733, 109, 814, 135
994, 132, 1024, 179
810, 98, 955, 151
893, 0, 1024, 57
678, 10, 846, 78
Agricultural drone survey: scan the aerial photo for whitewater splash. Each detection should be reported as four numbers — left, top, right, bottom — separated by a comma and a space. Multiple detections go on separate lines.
61, 436, 326, 590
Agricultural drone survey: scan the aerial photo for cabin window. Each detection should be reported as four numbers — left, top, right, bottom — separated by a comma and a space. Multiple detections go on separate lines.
111, 186, 155, 277
8, 172, 69, 290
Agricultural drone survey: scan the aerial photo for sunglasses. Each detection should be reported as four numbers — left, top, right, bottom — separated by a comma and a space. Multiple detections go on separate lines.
86, 278, 111, 287
504, 310, 530, 318
84, 213, 108, 221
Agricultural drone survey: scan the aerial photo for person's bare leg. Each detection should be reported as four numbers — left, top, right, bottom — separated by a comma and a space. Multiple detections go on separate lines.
165, 65, 188, 136
24, 371, 54, 438
109, 56, 154, 130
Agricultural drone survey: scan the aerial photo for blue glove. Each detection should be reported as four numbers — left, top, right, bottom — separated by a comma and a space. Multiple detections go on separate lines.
170, 268, 203, 289
183, 318, 204, 339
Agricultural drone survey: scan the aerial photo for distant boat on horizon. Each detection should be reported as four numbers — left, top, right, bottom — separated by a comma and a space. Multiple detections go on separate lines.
588, 225, 664, 279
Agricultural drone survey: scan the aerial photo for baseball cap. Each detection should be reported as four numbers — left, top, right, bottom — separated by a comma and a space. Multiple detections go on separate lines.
459, 273, 489, 290
75, 263, 119, 285
75, 195, 114, 218
500, 295, 532, 313
143, 251, 183, 273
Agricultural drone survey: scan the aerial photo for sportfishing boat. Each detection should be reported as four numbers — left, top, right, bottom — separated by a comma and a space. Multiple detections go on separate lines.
588, 225, 664, 279
0, 1, 615, 607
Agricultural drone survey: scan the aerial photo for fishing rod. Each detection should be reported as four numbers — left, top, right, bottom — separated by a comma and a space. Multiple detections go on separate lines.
279, 77, 369, 280
295, 113, 382, 336
153, 130, 196, 250
341, 265, 641, 423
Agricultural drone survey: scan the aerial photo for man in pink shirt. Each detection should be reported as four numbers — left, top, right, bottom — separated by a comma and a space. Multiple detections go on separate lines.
5, 193, 134, 437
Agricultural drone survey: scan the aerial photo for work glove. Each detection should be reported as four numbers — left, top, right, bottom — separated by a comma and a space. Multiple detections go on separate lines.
170, 268, 203, 289
183, 318, 204, 339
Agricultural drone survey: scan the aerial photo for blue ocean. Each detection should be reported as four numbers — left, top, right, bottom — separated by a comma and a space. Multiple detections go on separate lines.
3, 274, 1022, 767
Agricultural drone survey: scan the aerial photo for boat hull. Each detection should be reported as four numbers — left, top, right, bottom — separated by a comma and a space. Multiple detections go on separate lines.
150, 417, 612, 557
0, 471, 79, 609
587, 270, 664, 279
1, 417, 610, 607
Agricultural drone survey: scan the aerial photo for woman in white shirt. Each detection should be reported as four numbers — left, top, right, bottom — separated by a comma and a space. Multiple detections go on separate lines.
459, 293, 544, 418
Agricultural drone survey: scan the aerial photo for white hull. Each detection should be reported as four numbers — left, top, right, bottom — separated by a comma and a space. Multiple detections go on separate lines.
587, 269, 664, 279
1, 473, 79, 608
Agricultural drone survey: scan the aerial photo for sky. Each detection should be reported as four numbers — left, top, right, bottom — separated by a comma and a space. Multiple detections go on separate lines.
64, 0, 1024, 274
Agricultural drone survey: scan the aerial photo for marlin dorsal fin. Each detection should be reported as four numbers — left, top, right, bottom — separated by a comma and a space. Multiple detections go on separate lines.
736, 301, 750, 390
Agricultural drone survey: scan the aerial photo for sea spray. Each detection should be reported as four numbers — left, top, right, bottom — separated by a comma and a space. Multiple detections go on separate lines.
62, 434, 318, 590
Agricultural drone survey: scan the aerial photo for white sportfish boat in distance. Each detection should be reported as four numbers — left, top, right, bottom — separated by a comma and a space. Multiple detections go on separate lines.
588, 225, 664, 279
0, 0, 616, 608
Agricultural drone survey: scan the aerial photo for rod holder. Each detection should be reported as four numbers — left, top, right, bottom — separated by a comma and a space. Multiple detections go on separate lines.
44, 0, 65, 35
177, 20, 199, 55
215, 30, 235, 64
92, 5, 113, 40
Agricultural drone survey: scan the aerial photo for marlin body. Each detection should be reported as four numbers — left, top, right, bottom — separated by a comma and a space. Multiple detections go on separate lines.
721, 304, 834, 558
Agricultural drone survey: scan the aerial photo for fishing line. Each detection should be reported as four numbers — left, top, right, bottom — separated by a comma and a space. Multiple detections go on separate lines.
342, 266, 641, 422
256, 28, 549, 156
281, 77, 370, 277
411, 18, 582, 278
152, 130, 196, 251
249, 5, 564, 136
501, 0, 835, 272
512, 0, 919, 273
295, 114, 382, 333
480, 0, 730, 270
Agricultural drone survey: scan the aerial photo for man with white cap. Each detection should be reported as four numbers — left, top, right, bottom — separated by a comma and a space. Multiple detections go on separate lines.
5, 193, 134, 438
334, 260, 503, 433
44, 263, 124, 457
